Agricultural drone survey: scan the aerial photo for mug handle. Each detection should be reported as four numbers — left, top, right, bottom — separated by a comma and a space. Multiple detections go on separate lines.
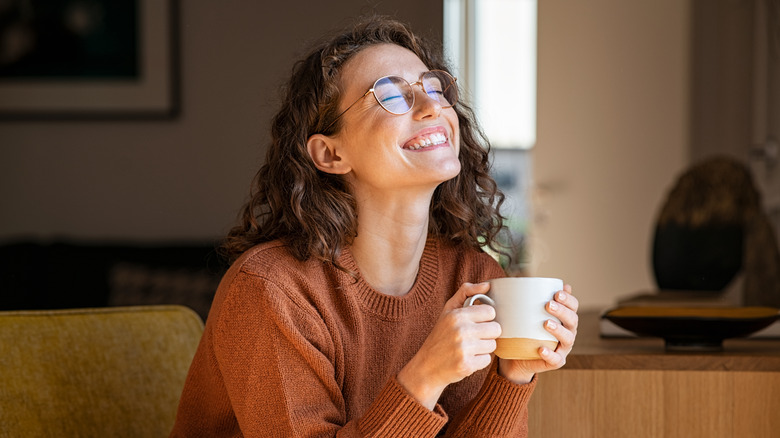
463, 294, 496, 308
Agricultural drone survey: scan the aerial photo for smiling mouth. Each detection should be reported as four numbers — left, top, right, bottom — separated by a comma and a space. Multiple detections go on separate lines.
402, 132, 448, 150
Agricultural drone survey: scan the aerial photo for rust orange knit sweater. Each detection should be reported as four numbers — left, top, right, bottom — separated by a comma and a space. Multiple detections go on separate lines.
171, 237, 536, 437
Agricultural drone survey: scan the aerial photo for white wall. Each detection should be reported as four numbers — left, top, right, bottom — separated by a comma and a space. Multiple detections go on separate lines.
531, 0, 691, 310
0, 1, 443, 242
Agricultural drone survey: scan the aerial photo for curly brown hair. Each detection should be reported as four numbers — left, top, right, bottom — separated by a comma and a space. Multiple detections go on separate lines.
222, 16, 506, 266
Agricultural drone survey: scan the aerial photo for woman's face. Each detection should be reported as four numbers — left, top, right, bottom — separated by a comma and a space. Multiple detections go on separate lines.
331, 43, 461, 196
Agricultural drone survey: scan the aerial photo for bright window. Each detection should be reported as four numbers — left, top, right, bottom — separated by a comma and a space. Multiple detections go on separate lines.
444, 0, 537, 149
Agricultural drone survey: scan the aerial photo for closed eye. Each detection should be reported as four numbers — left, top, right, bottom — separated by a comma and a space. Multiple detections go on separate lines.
379, 94, 405, 104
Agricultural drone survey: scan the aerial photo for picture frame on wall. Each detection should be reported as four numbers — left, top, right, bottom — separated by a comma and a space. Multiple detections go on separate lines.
0, 0, 178, 119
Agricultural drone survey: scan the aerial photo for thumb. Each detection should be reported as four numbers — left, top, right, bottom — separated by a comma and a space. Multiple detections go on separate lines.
445, 281, 491, 312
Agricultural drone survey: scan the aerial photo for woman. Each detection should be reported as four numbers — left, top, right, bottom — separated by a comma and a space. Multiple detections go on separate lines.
171, 17, 578, 437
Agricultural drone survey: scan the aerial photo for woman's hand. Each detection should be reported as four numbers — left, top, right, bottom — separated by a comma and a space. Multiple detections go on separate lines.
497, 284, 579, 384
397, 282, 501, 410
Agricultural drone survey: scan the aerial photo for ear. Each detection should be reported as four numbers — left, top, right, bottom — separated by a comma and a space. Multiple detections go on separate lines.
306, 134, 352, 175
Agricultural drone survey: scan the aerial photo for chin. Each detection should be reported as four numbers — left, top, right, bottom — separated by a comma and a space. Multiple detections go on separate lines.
437, 160, 462, 182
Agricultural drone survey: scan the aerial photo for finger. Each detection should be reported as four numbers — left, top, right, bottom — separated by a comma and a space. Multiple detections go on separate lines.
475, 320, 502, 339
539, 347, 567, 368
473, 339, 498, 355
555, 287, 579, 313
463, 281, 491, 298
456, 303, 497, 323
472, 353, 494, 371
447, 282, 491, 310
546, 300, 579, 332
545, 319, 575, 348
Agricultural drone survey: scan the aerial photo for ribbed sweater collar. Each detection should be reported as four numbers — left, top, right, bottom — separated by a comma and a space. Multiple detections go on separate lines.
339, 237, 440, 321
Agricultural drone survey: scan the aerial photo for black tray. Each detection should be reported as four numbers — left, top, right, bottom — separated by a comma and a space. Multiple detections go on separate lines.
602, 306, 779, 351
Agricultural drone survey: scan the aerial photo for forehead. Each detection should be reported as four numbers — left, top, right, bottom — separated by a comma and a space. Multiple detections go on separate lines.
340, 43, 429, 89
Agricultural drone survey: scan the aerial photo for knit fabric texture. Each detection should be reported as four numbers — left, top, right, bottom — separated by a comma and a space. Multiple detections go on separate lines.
171, 237, 536, 437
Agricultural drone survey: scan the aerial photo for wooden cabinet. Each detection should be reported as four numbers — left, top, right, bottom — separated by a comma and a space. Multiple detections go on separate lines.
528, 311, 780, 437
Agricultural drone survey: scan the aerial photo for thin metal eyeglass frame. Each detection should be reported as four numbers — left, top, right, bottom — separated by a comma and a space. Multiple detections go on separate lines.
321, 70, 458, 133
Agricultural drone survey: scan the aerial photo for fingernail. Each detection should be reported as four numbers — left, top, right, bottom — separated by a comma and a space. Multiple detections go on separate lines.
541, 348, 550, 356
558, 291, 567, 301
549, 301, 558, 311
546, 320, 558, 330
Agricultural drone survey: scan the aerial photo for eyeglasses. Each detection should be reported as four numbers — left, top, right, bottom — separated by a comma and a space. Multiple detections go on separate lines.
323, 70, 458, 132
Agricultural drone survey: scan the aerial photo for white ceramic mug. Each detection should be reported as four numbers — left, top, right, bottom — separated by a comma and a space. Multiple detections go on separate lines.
464, 277, 563, 360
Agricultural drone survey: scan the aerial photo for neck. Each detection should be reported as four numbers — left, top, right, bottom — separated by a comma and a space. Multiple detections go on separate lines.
349, 189, 434, 296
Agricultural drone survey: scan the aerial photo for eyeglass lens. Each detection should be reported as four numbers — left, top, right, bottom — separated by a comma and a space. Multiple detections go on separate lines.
373, 71, 457, 115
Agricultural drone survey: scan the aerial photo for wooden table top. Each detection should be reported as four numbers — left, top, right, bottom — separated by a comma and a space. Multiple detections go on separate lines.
564, 310, 780, 372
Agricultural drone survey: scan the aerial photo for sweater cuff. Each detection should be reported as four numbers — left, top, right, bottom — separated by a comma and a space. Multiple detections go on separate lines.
358, 377, 448, 437
452, 359, 537, 436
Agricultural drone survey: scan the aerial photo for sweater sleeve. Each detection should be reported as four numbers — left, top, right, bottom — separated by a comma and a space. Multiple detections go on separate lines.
212, 270, 449, 437
442, 359, 537, 437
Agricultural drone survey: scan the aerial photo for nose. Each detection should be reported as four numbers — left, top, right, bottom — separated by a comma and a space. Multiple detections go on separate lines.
412, 86, 443, 120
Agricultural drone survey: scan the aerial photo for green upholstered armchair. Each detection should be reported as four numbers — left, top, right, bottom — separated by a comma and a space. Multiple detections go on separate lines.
0, 305, 204, 438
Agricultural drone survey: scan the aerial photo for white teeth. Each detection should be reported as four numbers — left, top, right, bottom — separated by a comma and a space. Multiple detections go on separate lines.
406, 132, 447, 150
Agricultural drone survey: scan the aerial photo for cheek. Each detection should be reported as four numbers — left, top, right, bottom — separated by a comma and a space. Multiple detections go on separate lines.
449, 114, 461, 155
